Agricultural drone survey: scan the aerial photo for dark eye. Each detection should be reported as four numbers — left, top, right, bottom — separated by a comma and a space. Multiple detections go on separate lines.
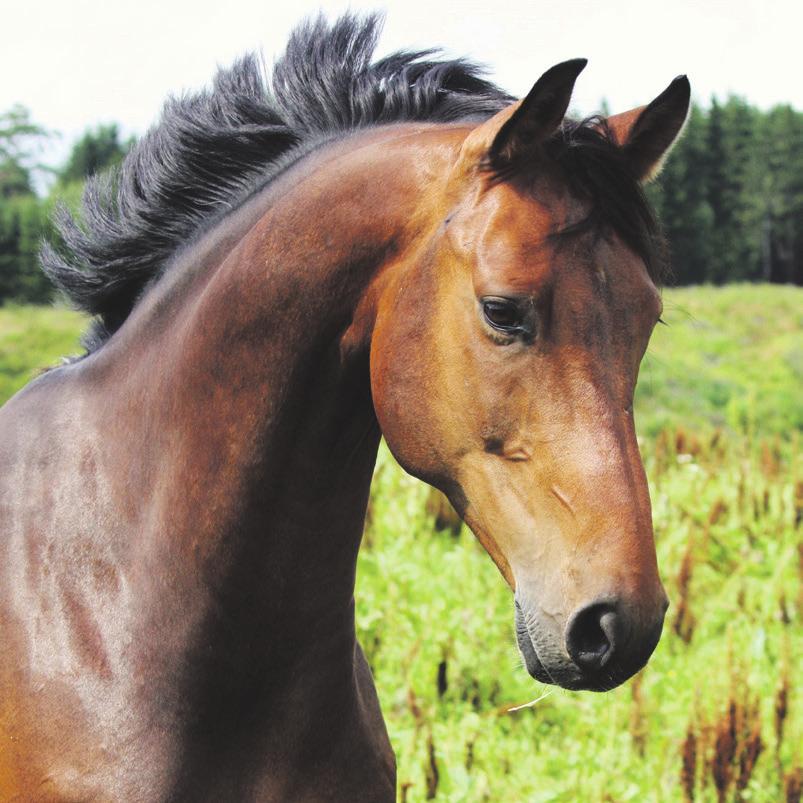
481, 297, 529, 336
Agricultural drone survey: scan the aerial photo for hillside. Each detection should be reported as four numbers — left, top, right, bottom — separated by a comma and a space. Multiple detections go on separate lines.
636, 284, 803, 438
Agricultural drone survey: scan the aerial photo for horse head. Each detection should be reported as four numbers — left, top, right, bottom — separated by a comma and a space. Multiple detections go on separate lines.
370, 61, 690, 691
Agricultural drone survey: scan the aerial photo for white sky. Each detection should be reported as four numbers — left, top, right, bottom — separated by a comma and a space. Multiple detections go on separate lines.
3, 0, 802, 172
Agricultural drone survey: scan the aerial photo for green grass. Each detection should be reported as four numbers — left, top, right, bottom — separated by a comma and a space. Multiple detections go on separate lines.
0, 303, 85, 403
636, 284, 803, 438
362, 436, 800, 802
1, 285, 801, 802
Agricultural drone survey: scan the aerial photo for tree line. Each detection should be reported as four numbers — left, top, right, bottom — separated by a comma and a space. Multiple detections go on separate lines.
0, 96, 800, 305
0, 106, 130, 303
647, 97, 802, 285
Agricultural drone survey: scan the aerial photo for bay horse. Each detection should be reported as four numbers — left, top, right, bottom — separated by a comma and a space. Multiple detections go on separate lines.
0, 15, 690, 801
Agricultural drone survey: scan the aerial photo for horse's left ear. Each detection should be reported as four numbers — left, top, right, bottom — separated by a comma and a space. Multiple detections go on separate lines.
607, 75, 691, 182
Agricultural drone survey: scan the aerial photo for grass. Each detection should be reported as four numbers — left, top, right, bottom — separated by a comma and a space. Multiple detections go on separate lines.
0, 303, 85, 402
635, 284, 803, 439
362, 433, 800, 802
0, 284, 801, 802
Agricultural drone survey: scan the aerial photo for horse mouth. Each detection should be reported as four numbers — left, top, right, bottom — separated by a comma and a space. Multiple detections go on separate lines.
515, 615, 555, 685
514, 602, 632, 692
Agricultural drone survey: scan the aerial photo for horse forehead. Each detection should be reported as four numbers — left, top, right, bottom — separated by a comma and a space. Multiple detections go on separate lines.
479, 181, 576, 242
470, 186, 655, 299
456, 183, 568, 293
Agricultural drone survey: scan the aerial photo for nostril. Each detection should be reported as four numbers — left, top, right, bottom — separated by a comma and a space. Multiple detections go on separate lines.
566, 603, 619, 672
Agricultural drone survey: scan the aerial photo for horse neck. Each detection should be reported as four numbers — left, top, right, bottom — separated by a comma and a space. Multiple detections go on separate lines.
94, 124, 466, 652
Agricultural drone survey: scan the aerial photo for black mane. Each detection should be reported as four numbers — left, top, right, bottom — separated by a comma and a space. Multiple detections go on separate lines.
43, 14, 666, 354
42, 13, 513, 351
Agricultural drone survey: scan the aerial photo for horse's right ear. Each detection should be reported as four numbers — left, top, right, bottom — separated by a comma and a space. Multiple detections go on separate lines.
457, 59, 587, 171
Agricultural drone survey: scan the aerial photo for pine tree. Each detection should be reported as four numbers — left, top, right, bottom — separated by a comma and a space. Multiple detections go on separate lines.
649, 104, 714, 284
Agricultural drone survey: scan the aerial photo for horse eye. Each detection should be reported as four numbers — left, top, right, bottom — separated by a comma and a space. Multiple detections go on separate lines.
482, 298, 527, 334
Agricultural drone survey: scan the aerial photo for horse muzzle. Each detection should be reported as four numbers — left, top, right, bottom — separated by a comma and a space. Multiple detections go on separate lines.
514, 593, 668, 692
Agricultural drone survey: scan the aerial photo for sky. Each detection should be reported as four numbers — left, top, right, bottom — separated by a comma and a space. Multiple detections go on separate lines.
3, 0, 801, 174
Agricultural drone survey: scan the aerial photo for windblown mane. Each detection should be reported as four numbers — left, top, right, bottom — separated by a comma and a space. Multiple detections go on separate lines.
42, 14, 666, 354
41, 13, 513, 351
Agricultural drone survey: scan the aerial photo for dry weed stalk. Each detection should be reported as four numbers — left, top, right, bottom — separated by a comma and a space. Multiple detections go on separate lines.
738, 467, 747, 516
675, 427, 702, 457
425, 488, 462, 535
436, 657, 448, 698
655, 428, 671, 476
785, 765, 802, 803
798, 541, 803, 617
407, 686, 425, 731
680, 717, 698, 802
700, 718, 717, 784
778, 591, 791, 626
708, 498, 728, 527
775, 643, 790, 757
673, 533, 697, 643
465, 737, 475, 771
735, 707, 763, 800
711, 699, 738, 802
753, 491, 764, 523
425, 729, 439, 800
760, 439, 781, 478
693, 661, 766, 803
675, 428, 688, 455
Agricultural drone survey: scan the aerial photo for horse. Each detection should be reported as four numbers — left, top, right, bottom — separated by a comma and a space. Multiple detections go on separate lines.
0, 14, 689, 801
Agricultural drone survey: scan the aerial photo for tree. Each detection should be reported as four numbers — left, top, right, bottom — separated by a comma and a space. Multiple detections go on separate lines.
649, 104, 715, 284
0, 106, 55, 302
649, 96, 802, 287
0, 114, 133, 305
0, 105, 53, 197
0, 159, 33, 199
58, 124, 130, 184
759, 106, 803, 284
720, 96, 762, 281
0, 194, 52, 303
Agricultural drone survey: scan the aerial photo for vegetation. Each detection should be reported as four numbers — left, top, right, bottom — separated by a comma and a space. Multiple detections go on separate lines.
364, 430, 800, 802
0, 112, 129, 304
647, 98, 803, 285
57, 123, 129, 186
0, 303, 84, 401
636, 284, 803, 438
0, 105, 52, 198
0, 284, 799, 802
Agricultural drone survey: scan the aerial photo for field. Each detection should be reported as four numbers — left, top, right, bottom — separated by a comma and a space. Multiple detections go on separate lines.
1, 285, 801, 802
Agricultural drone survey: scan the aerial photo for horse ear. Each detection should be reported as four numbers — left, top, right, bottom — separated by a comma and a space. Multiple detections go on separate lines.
606, 75, 691, 182
488, 58, 588, 166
